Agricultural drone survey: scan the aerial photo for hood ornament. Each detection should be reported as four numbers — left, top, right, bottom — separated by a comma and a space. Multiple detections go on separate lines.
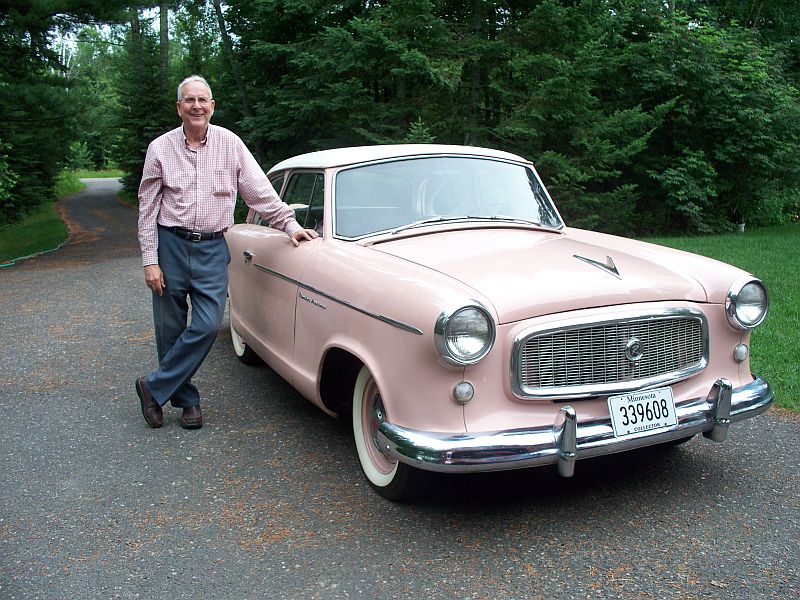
573, 254, 621, 280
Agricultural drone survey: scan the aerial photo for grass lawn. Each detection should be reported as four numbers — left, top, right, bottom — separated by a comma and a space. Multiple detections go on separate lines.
0, 169, 82, 265
646, 223, 799, 413
0, 200, 70, 266
0, 170, 122, 266
72, 168, 124, 179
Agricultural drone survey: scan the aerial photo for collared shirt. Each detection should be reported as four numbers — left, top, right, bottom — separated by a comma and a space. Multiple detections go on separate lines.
137, 124, 302, 266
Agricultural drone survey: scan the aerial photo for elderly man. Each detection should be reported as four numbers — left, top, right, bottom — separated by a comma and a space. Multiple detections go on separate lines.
135, 75, 317, 429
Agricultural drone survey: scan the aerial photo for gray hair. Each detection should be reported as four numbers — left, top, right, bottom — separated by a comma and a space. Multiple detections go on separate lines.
177, 75, 213, 101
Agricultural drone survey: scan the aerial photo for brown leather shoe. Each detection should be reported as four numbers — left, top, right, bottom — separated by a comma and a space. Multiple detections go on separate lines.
181, 405, 203, 429
135, 376, 163, 428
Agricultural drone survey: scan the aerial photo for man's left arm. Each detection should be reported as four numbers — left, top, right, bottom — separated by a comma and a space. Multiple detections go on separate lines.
236, 142, 317, 245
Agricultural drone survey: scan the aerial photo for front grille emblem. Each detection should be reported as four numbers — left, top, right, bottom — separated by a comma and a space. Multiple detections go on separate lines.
625, 337, 645, 362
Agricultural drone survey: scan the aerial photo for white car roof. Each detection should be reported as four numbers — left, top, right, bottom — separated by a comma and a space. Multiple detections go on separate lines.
268, 144, 531, 174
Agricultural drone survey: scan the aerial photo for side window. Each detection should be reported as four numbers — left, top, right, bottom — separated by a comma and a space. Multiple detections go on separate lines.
284, 171, 315, 199
250, 174, 286, 226
249, 171, 323, 230
271, 174, 286, 197
307, 173, 325, 233
283, 172, 323, 230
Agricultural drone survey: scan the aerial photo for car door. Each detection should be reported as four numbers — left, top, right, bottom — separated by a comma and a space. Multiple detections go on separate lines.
234, 171, 323, 382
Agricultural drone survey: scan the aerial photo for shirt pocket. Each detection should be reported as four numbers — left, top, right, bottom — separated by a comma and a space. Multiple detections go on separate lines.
213, 169, 237, 202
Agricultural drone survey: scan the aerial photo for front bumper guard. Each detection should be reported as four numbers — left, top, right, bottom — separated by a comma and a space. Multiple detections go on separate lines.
376, 376, 773, 476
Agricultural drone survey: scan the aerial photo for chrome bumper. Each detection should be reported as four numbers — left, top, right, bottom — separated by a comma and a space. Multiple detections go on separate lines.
376, 377, 774, 476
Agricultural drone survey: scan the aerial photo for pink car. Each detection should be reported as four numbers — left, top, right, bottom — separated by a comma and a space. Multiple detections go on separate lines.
226, 145, 773, 500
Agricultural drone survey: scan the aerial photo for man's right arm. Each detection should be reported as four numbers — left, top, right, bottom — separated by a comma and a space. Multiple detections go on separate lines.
138, 147, 165, 295
143, 264, 165, 296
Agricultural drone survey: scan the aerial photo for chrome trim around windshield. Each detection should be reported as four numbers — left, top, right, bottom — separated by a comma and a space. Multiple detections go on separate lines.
330, 154, 565, 241
511, 307, 709, 399
253, 263, 423, 335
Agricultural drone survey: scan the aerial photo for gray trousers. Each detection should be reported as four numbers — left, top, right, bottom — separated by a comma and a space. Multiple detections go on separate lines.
145, 226, 229, 408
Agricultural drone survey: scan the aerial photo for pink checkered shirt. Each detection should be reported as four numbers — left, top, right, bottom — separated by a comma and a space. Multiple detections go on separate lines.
137, 124, 302, 266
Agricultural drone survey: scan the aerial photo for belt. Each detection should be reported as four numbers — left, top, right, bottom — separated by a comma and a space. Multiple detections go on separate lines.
162, 226, 226, 241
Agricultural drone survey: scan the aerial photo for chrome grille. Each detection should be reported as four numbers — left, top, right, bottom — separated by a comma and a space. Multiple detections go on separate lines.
513, 309, 708, 398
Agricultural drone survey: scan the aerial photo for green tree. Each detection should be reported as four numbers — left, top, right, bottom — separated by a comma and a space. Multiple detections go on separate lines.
105, 0, 800, 232
221, 0, 372, 162
66, 141, 94, 170
0, 139, 19, 207
67, 26, 120, 169
491, 0, 800, 233
174, 0, 221, 77
225, 0, 475, 160
0, 0, 129, 223
490, 0, 665, 233
108, 7, 172, 193
0, 4, 72, 223
633, 9, 800, 231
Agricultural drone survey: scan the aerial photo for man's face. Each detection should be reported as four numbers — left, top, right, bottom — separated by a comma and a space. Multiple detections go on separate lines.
177, 81, 215, 131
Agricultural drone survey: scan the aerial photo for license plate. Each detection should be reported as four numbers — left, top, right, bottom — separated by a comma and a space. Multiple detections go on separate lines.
608, 387, 677, 438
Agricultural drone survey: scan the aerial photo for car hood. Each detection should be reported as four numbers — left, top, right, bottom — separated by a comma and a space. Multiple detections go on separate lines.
369, 227, 709, 323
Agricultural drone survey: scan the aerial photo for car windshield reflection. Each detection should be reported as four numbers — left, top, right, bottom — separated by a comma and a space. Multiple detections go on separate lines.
333, 156, 563, 239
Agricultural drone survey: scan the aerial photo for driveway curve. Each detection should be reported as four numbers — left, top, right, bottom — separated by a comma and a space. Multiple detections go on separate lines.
0, 179, 797, 599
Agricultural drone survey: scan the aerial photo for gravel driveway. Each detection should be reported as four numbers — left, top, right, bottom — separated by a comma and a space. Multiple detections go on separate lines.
0, 179, 797, 599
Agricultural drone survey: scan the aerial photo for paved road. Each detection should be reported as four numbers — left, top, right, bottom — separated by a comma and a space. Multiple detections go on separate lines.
0, 179, 798, 599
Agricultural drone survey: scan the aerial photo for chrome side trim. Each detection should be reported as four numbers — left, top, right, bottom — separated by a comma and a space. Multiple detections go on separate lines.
511, 307, 709, 399
376, 376, 773, 475
254, 263, 296, 285
254, 262, 423, 335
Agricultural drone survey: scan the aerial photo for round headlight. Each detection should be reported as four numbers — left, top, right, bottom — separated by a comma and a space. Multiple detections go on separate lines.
435, 303, 496, 365
726, 278, 768, 330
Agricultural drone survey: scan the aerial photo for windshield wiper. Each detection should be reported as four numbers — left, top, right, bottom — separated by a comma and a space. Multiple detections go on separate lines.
390, 216, 467, 234
488, 215, 547, 227
390, 214, 552, 235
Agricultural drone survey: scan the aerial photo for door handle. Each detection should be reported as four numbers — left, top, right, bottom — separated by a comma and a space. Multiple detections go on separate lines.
243, 250, 254, 262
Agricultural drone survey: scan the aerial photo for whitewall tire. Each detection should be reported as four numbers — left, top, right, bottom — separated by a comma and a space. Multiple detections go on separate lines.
352, 365, 427, 501
230, 315, 262, 366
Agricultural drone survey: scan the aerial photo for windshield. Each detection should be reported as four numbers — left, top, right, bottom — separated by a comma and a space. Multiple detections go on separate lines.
333, 156, 563, 238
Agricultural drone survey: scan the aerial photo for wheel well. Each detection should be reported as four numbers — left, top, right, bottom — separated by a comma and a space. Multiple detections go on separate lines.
319, 348, 363, 416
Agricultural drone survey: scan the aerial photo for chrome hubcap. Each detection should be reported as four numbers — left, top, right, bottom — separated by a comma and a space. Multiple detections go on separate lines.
370, 393, 386, 453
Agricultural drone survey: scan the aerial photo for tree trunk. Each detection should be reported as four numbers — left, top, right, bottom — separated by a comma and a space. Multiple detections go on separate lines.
747, 0, 765, 30
130, 5, 140, 44
160, 1, 169, 98
465, 0, 483, 145
211, 0, 263, 161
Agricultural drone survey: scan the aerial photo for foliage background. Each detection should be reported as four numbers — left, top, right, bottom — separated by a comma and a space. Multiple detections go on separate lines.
1, 0, 799, 235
